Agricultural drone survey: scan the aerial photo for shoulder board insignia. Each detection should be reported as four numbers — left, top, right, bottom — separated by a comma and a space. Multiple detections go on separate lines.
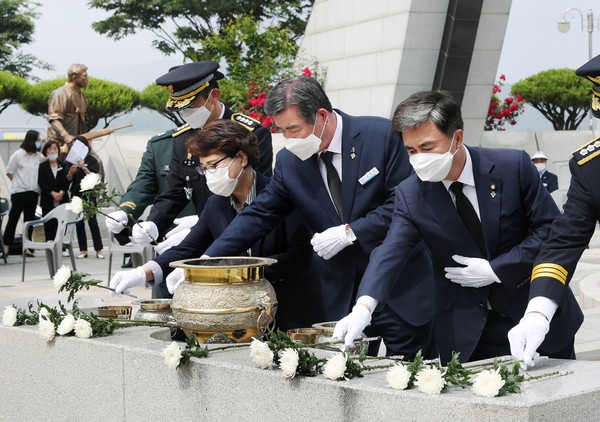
172, 123, 193, 137
572, 135, 600, 166
149, 127, 177, 142
232, 113, 260, 131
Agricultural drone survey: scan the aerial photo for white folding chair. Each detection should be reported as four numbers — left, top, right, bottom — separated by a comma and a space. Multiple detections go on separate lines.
21, 203, 81, 281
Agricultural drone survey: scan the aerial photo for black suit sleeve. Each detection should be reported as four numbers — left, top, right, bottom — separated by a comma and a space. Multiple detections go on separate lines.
253, 125, 273, 177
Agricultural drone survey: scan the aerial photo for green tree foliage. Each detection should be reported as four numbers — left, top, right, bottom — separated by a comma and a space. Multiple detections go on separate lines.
512, 68, 591, 130
0, 0, 52, 79
89, 0, 313, 61
139, 83, 183, 126
0, 70, 29, 114
20, 77, 140, 130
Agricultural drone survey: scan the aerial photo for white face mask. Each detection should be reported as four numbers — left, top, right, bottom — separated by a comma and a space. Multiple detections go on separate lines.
534, 162, 546, 173
409, 134, 458, 182
204, 155, 243, 197
285, 113, 328, 161
47, 153, 59, 161
179, 90, 213, 129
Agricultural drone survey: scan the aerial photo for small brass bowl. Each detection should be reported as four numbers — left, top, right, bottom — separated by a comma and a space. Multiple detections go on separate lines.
311, 321, 337, 333
287, 328, 326, 344
97, 305, 132, 319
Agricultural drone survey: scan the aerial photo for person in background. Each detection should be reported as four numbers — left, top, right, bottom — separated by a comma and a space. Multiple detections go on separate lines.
38, 139, 69, 242
531, 151, 558, 193
196, 76, 435, 359
66, 136, 104, 259
109, 120, 325, 331
3, 130, 41, 257
333, 90, 578, 365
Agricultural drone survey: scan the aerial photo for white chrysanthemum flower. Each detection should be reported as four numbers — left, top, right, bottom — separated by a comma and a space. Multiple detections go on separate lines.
56, 314, 76, 335
249, 338, 274, 369
53, 265, 72, 289
472, 368, 505, 398
386, 363, 412, 390
323, 353, 347, 381
2, 306, 18, 327
74, 318, 93, 339
38, 318, 56, 342
279, 348, 299, 378
414, 366, 446, 395
80, 172, 102, 192
163, 342, 183, 369
39, 307, 49, 322
70, 196, 84, 214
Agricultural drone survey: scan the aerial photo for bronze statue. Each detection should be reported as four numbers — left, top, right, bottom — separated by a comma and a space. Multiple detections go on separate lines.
47, 63, 89, 149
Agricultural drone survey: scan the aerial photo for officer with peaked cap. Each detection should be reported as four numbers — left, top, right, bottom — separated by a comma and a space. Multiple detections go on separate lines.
506, 55, 600, 369
106, 62, 273, 296
530, 151, 558, 193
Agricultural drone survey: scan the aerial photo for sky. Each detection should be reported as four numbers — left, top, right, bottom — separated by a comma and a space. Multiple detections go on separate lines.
7, 0, 600, 131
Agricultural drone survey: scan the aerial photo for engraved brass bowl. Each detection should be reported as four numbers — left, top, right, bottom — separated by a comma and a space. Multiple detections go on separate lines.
132, 299, 175, 323
170, 257, 278, 343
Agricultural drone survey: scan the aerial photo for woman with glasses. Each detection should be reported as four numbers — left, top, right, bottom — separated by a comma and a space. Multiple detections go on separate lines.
110, 119, 325, 331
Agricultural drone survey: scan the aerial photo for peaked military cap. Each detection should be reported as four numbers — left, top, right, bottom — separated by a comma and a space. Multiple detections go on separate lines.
576, 54, 600, 118
156, 61, 224, 111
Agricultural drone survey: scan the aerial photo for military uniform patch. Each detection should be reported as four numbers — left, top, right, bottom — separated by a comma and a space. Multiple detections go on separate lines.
232, 113, 261, 131
172, 123, 193, 137
573, 136, 600, 165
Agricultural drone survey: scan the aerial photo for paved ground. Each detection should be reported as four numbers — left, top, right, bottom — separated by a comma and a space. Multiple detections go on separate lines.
2, 229, 600, 359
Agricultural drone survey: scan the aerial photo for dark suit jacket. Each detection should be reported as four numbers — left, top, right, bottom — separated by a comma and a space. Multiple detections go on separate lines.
155, 172, 325, 330
205, 110, 434, 326
357, 147, 577, 363
148, 106, 273, 237
541, 170, 558, 193
38, 160, 69, 213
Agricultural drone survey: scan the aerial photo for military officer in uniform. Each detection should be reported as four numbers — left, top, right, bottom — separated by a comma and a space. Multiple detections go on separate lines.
106, 62, 273, 248
507, 56, 600, 369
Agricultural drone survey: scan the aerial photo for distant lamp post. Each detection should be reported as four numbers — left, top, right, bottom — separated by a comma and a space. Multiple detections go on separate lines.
558, 7, 600, 130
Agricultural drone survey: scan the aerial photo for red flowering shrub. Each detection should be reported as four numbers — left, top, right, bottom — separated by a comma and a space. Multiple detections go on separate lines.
241, 67, 320, 133
485, 74, 527, 131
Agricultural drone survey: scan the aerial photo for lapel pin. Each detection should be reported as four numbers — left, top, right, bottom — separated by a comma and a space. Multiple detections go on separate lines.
350, 147, 356, 160
490, 184, 496, 198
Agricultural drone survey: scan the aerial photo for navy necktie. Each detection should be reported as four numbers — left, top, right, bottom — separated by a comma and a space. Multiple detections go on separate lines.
321, 151, 343, 222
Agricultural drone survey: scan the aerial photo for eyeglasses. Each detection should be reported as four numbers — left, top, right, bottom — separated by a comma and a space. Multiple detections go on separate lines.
196, 155, 231, 175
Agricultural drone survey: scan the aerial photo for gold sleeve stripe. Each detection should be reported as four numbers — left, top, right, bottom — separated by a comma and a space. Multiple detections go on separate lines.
119, 201, 136, 211
531, 263, 568, 285
577, 149, 600, 166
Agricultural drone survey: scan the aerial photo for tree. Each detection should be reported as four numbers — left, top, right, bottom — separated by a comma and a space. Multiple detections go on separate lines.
0, 70, 29, 114
0, 0, 52, 79
20, 77, 141, 130
139, 83, 183, 126
89, 0, 313, 61
512, 68, 591, 130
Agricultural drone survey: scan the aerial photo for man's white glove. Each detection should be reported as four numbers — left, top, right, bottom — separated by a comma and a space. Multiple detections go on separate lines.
109, 267, 147, 295
105, 210, 128, 233
310, 224, 355, 260
444, 255, 500, 288
154, 216, 198, 255
132, 221, 159, 246
508, 313, 550, 370
166, 268, 185, 294
332, 304, 372, 350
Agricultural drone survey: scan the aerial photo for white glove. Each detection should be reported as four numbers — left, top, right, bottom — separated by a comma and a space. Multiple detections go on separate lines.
444, 255, 500, 288
105, 210, 128, 233
132, 221, 159, 246
154, 216, 198, 254
310, 224, 354, 260
166, 268, 185, 294
332, 304, 372, 350
508, 312, 550, 370
168, 215, 198, 237
109, 267, 147, 295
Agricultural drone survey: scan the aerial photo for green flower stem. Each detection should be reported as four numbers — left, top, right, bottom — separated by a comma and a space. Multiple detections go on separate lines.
523, 370, 572, 383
